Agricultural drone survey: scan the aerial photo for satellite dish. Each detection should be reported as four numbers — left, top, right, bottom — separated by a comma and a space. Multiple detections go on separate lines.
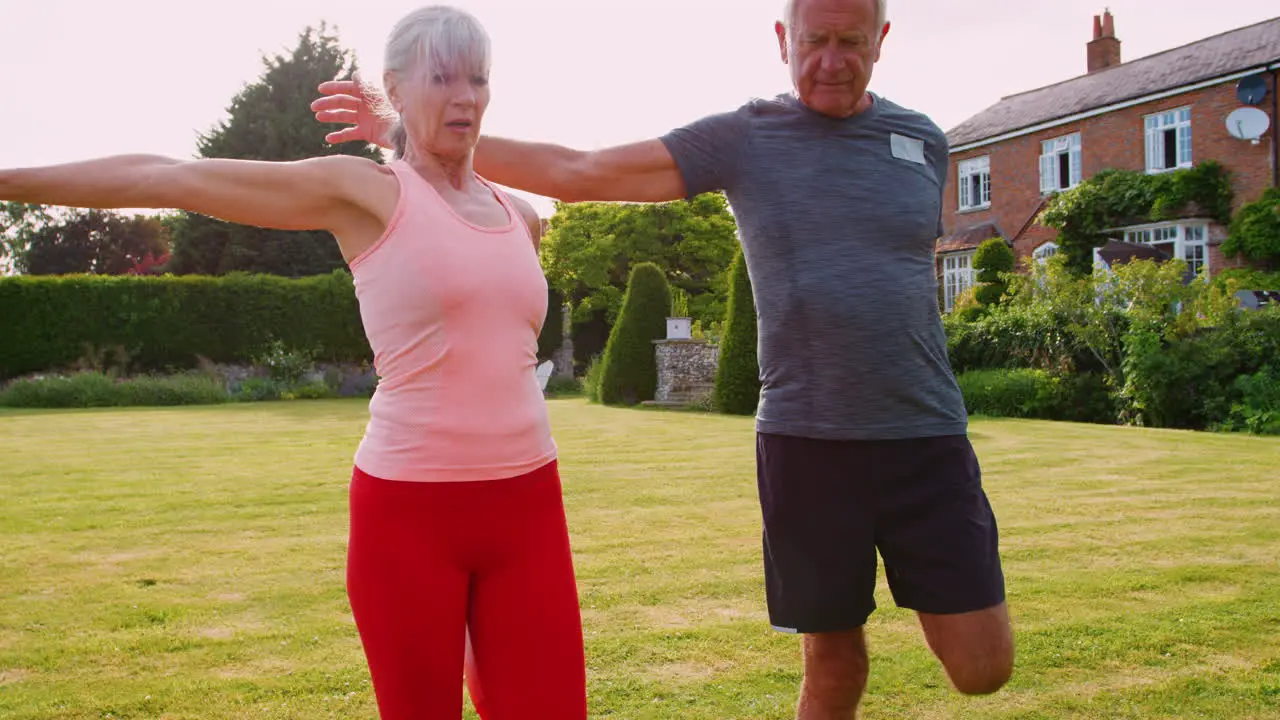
1226, 107, 1270, 143
1236, 74, 1268, 105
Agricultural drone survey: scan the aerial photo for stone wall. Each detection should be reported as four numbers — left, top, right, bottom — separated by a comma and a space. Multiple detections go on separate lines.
653, 339, 719, 405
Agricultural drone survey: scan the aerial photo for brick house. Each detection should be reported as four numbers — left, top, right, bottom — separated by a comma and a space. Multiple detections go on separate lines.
935, 12, 1280, 311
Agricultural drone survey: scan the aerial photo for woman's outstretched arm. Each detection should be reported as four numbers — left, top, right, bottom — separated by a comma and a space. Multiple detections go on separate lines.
0, 154, 383, 233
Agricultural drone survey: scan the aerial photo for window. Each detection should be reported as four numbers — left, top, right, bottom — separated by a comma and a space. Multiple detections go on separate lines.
1040, 133, 1082, 194
942, 252, 975, 312
1033, 242, 1059, 264
958, 156, 991, 210
1145, 108, 1192, 173
1121, 221, 1209, 276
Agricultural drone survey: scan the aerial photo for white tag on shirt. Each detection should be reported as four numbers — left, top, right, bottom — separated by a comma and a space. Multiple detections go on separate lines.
890, 133, 927, 165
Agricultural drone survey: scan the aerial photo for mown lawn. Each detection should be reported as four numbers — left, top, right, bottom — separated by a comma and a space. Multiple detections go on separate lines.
1, 399, 1278, 719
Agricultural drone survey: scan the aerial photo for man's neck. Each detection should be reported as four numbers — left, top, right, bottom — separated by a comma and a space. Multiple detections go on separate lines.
796, 91, 875, 119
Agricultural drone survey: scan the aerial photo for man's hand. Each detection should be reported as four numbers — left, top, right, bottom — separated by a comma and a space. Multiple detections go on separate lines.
312, 76, 394, 149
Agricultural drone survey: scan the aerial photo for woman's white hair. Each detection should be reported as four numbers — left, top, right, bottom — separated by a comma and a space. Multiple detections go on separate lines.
782, 0, 887, 33
370, 5, 492, 159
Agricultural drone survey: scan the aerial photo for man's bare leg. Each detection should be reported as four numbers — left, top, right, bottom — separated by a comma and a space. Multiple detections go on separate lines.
796, 628, 869, 720
918, 602, 1014, 695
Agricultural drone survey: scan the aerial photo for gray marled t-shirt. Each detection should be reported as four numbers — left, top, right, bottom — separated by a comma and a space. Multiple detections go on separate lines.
660, 92, 967, 440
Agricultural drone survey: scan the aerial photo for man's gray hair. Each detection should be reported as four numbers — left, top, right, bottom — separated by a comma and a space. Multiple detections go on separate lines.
374, 5, 492, 159
782, 0, 887, 32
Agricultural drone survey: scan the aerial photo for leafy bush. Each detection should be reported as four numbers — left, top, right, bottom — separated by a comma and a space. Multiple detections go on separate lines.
1222, 187, 1280, 266
235, 377, 284, 402
714, 249, 761, 415
598, 263, 671, 406
285, 380, 335, 400
1219, 367, 1280, 435
1122, 309, 1280, 429
956, 369, 1061, 419
543, 375, 583, 397
949, 254, 1271, 430
944, 299, 1098, 376
255, 339, 315, 386
582, 354, 605, 403
0, 372, 228, 408
955, 369, 1112, 423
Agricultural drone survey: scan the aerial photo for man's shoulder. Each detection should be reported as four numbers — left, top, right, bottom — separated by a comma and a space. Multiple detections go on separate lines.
872, 96, 945, 140
718, 93, 802, 122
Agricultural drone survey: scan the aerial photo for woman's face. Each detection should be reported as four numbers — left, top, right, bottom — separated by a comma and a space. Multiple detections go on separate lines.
390, 61, 490, 160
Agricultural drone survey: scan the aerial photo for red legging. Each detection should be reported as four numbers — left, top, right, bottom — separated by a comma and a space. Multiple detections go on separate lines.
346, 461, 586, 719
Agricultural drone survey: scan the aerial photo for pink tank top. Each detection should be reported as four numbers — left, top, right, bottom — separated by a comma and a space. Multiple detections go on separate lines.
347, 160, 556, 482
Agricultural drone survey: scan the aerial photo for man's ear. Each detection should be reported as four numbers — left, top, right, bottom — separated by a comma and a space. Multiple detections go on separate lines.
874, 21, 891, 62
775, 21, 789, 64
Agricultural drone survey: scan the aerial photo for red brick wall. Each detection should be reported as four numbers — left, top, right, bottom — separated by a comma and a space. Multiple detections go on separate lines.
943, 71, 1279, 271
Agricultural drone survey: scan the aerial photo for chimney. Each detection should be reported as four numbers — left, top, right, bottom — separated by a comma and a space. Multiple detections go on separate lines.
1087, 10, 1122, 73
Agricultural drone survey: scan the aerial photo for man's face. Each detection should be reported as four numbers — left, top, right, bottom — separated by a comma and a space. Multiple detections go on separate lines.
775, 0, 888, 118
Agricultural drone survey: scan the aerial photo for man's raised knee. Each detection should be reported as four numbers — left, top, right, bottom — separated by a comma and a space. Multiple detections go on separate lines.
948, 658, 1012, 696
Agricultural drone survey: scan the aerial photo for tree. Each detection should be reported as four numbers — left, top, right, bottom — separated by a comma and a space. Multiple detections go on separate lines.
973, 238, 1016, 307
540, 193, 738, 360
1, 203, 170, 275
1, 202, 50, 274
166, 24, 384, 276
598, 262, 671, 406
714, 248, 761, 415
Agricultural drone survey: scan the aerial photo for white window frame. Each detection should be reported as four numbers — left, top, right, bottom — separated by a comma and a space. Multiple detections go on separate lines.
942, 251, 976, 312
1144, 107, 1192, 173
1039, 133, 1082, 194
1033, 242, 1059, 264
1118, 220, 1210, 277
957, 156, 991, 211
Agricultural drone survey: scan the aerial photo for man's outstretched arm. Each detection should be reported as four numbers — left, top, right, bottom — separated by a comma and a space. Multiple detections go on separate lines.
313, 79, 688, 204
473, 137, 686, 203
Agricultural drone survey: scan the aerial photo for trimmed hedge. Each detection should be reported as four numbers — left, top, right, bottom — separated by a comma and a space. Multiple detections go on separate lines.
0, 272, 369, 380
0, 272, 568, 381
973, 238, 1015, 307
957, 369, 1115, 424
714, 249, 761, 415
598, 263, 671, 406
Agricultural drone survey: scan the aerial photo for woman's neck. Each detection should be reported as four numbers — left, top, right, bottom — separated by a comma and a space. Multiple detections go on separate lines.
403, 147, 475, 190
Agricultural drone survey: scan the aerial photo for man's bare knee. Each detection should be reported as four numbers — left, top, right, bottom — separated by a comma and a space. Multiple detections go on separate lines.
797, 630, 869, 718
918, 603, 1014, 696
947, 656, 1013, 695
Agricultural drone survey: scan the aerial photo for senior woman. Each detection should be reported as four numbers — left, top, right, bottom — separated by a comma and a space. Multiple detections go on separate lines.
0, 6, 586, 719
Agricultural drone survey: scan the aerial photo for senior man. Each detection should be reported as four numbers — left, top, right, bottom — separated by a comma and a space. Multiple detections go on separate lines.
315, 0, 1014, 715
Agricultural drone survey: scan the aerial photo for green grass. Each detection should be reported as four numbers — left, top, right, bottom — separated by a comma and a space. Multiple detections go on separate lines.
1, 400, 1278, 719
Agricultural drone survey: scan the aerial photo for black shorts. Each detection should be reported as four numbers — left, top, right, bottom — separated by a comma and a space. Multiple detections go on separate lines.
756, 432, 1005, 634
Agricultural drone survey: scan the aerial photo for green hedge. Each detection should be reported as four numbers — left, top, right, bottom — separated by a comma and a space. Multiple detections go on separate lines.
0, 272, 369, 380
957, 369, 1115, 424
0, 272, 568, 381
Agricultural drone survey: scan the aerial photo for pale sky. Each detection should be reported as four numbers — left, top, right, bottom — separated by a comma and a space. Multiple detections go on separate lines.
1, 0, 1277, 216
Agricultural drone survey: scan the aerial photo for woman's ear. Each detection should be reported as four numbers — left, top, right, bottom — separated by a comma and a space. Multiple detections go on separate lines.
383, 71, 404, 113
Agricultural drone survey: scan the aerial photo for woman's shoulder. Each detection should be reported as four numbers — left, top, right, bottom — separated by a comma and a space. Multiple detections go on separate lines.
502, 191, 543, 247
